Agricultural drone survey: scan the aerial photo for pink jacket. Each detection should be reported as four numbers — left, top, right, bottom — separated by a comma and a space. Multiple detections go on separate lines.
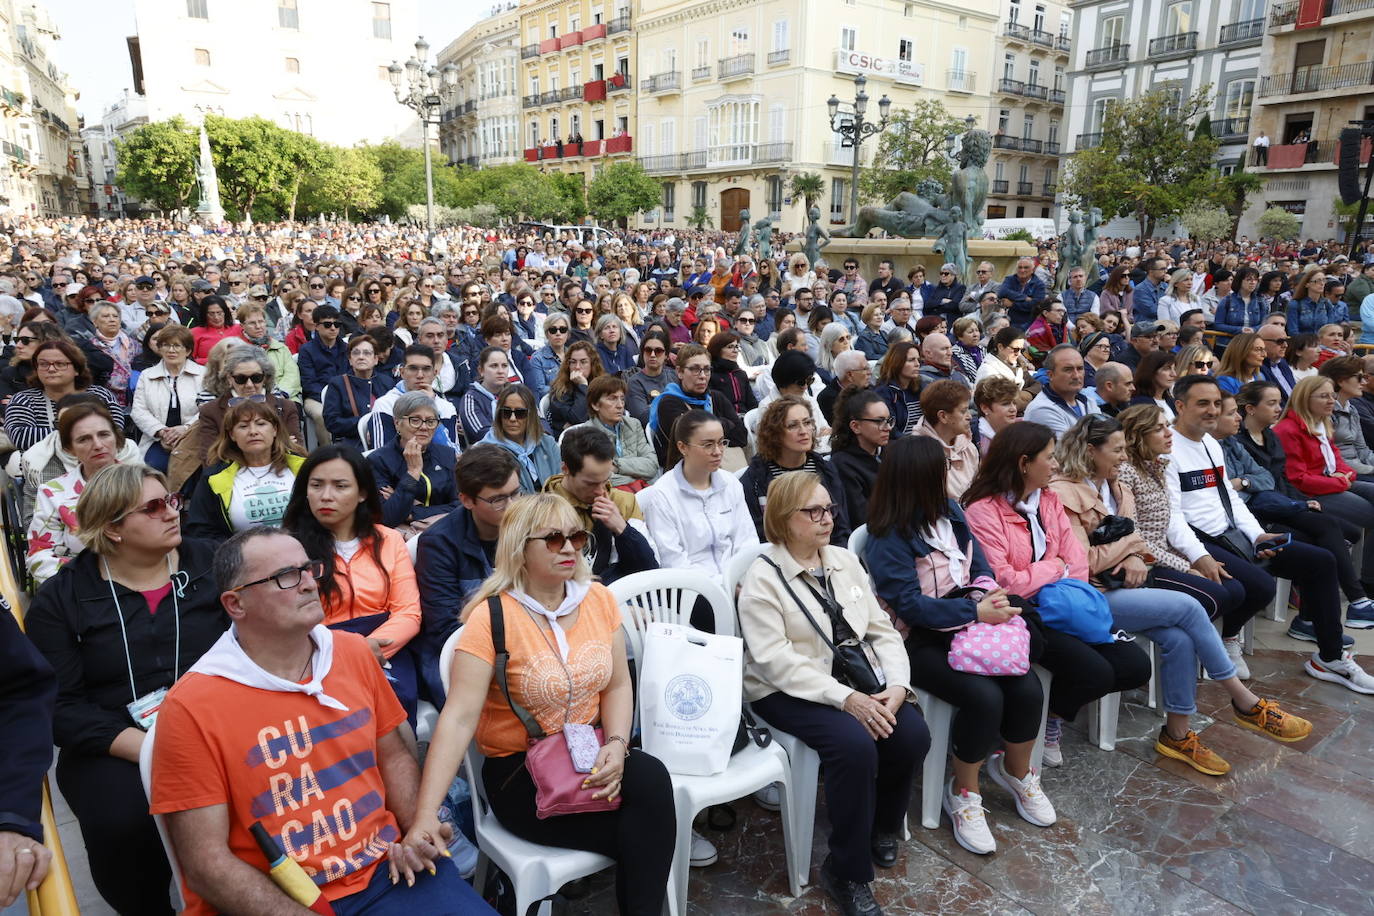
963, 488, 1089, 599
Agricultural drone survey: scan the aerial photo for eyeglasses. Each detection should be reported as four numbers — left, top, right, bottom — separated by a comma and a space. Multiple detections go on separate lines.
230, 280, 246, 287
381, 278, 395, 286
785, 418, 818, 431
1192, 360, 1213, 370
735, 316, 756, 324
575, 307, 593, 314
317, 321, 340, 329
798, 503, 838, 522
347, 295, 362, 302
403, 363, 435, 374
83, 296, 100, 304
474, 487, 523, 510
681, 363, 711, 375
230, 371, 267, 386
1007, 346, 1026, 354
37, 359, 72, 371
146, 308, 169, 316
498, 406, 530, 420
252, 295, 268, 301
641, 345, 666, 355
528, 529, 590, 552
309, 283, 325, 289
230, 559, 327, 594
857, 416, 896, 429
117, 492, 184, 522
403, 415, 440, 429
135, 283, 155, 290
161, 343, 186, 352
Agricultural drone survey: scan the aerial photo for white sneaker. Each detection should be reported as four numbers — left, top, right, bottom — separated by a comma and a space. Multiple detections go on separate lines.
987, 752, 1057, 828
1041, 715, 1063, 767
1305, 651, 1374, 695
1224, 635, 1251, 680
690, 830, 718, 867
1041, 742, 1064, 768
942, 779, 996, 855
753, 783, 781, 811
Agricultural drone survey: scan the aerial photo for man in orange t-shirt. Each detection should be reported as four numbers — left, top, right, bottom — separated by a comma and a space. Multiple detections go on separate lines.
150, 528, 493, 916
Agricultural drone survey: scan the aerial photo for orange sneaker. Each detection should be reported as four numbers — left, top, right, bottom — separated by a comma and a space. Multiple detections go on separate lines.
1233, 698, 1312, 743
1155, 729, 1231, 776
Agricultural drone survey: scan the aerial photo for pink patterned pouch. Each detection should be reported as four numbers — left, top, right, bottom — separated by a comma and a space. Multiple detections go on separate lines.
947, 615, 1031, 676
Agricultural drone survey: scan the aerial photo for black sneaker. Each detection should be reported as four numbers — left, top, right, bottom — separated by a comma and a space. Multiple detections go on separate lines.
820, 855, 884, 916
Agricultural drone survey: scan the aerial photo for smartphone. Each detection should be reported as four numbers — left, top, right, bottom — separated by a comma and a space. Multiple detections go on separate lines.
1266, 533, 1292, 551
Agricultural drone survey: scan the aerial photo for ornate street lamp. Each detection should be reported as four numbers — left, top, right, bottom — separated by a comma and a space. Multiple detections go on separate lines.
389, 36, 458, 238
827, 73, 891, 225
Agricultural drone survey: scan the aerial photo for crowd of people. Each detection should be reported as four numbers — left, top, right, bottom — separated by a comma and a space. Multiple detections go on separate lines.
2, 213, 1374, 916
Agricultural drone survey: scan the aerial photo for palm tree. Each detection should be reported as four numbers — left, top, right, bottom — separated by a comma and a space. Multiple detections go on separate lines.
789, 172, 824, 211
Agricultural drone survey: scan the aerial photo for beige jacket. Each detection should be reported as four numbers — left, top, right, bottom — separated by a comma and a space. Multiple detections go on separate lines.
1047, 475, 1155, 588
737, 542, 911, 708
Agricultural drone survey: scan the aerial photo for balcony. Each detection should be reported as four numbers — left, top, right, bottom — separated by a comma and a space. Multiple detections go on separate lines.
1148, 32, 1197, 58
607, 72, 629, 92
605, 135, 633, 154
558, 30, 583, 50
524, 147, 537, 162
1270, 0, 1300, 27
767, 49, 790, 66
520, 43, 539, 59
1042, 183, 1056, 197
1028, 28, 1055, 48
521, 93, 539, 109
461, 99, 476, 115
583, 79, 606, 101
1017, 181, 1034, 195
691, 66, 711, 81
538, 37, 559, 54
991, 179, 1010, 193
640, 71, 680, 94
582, 22, 606, 42
993, 135, 1049, 155
1055, 35, 1071, 53
1332, 0, 1374, 15
462, 155, 479, 168
1003, 22, 1031, 43
1215, 116, 1250, 139
538, 89, 559, 105
1253, 138, 1371, 169
719, 53, 755, 80
1076, 132, 1102, 150
997, 77, 1025, 96
582, 139, 602, 156
558, 86, 583, 101
1021, 138, 1044, 153
1046, 141, 1061, 155
636, 142, 794, 174
639, 154, 680, 173
1084, 44, 1129, 70
946, 70, 976, 93
608, 14, 630, 34
1219, 18, 1265, 46
1258, 61, 1374, 98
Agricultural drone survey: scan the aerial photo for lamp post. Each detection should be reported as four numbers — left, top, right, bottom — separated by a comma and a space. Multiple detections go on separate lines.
827, 74, 891, 226
388, 37, 458, 239
945, 113, 979, 159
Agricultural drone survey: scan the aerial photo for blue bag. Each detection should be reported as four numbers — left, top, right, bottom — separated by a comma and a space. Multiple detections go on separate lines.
1034, 578, 1116, 645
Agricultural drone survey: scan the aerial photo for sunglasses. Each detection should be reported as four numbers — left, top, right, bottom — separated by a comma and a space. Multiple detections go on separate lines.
252, 295, 268, 301
641, 345, 666, 355
232, 372, 266, 385
118, 492, 184, 521
736, 316, 756, 323
146, 309, 168, 316
317, 321, 340, 329
575, 307, 593, 314
309, 283, 325, 289
14, 334, 37, 345
528, 529, 590, 553
498, 406, 530, 419
1192, 360, 1212, 369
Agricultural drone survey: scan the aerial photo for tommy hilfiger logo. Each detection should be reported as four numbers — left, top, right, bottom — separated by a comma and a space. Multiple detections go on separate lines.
1178, 465, 1222, 493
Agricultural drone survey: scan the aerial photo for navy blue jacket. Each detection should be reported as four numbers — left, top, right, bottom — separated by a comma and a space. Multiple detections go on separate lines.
367, 437, 460, 527
415, 507, 495, 703
738, 452, 851, 546
0, 610, 56, 842
297, 334, 350, 400
596, 341, 637, 375
997, 273, 1047, 328
322, 373, 396, 446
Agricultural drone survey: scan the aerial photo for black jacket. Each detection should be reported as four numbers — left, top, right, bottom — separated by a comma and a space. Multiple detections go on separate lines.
738, 452, 852, 546
24, 539, 229, 756
1232, 427, 1305, 501
829, 442, 880, 524
651, 389, 747, 466
709, 359, 758, 417
367, 437, 460, 527
0, 610, 55, 842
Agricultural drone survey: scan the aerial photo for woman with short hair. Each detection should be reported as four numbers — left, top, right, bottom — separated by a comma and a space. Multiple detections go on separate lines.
576, 374, 657, 490
707, 330, 759, 417
368, 390, 459, 532
186, 398, 306, 541
3, 340, 122, 452
739, 396, 851, 544
81, 302, 140, 409
130, 324, 204, 472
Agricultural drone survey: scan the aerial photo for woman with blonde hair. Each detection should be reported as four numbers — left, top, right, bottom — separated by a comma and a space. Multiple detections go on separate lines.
1173, 343, 1216, 378
786, 252, 814, 291
1274, 375, 1374, 542
1158, 269, 1199, 324
405, 493, 676, 914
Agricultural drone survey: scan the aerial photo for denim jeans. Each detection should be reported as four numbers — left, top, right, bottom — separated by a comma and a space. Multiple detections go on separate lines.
1105, 586, 1235, 716
331, 855, 493, 915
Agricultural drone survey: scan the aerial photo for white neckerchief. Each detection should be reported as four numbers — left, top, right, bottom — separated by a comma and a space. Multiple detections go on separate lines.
924, 517, 969, 588
1012, 490, 1047, 562
509, 580, 592, 662
1098, 478, 1118, 514
1315, 429, 1338, 475
187, 624, 348, 711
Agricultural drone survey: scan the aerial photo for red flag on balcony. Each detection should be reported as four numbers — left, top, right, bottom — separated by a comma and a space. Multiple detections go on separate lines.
1296, 0, 1326, 28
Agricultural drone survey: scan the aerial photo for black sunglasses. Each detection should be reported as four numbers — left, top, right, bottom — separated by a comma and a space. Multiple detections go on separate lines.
317, 321, 340, 329
231, 372, 266, 385
498, 406, 530, 419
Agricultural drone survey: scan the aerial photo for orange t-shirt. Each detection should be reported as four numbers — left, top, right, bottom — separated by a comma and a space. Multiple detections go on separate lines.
149, 632, 407, 915
457, 585, 618, 757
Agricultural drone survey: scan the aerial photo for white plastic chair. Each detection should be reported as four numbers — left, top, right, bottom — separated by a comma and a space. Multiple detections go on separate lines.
608, 570, 802, 915
438, 628, 615, 916
847, 524, 868, 560
138, 722, 186, 913
1266, 577, 1291, 622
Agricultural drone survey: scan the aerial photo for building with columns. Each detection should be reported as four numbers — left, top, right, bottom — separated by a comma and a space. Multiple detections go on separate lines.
438, 4, 521, 169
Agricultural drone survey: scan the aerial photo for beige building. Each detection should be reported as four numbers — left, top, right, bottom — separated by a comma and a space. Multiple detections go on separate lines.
438, 4, 522, 169
517, 0, 637, 184
985, 0, 1072, 220
1237, 0, 1374, 241
631, 0, 997, 234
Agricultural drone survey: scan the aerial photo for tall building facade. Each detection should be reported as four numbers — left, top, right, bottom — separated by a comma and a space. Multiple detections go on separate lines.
438, 4, 521, 169
126, 0, 421, 147
1236, 0, 1374, 241
517, 0, 637, 185
632, 0, 997, 234
82, 90, 149, 218
986, 0, 1073, 221
1064, 0, 1264, 234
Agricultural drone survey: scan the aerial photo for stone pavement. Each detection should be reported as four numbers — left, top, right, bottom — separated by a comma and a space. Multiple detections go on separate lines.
33, 616, 1374, 916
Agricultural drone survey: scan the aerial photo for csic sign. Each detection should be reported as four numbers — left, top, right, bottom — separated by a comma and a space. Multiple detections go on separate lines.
834, 48, 924, 86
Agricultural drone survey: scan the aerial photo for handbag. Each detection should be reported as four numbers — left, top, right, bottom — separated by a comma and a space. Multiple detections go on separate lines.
1191, 441, 1257, 562
1088, 514, 1135, 546
947, 616, 1031, 676
1034, 578, 1116, 645
760, 557, 887, 696
487, 596, 621, 819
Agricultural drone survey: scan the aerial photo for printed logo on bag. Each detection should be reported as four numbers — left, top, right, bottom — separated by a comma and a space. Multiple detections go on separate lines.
665, 674, 712, 720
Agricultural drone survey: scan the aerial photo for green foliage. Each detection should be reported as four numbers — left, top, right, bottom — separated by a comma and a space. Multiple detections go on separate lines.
1257, 206, 1302, 241
1179, 204, 1233, 242
1059, 86, 1221, 238
1332, 196, 1368, 243
788, 172, 825, 210
1194, 114, 1213, 139
687, 204, 713, 229
1002, 229, 1036, 243
586, 161, 660, 225
356, 141, 465, 220
113, 117, 199, 212
858, 99, 965, 203
299, 146, 383, 218
451, 163, 577, 222
204, 115, 304, 218
405, 202, 500, 226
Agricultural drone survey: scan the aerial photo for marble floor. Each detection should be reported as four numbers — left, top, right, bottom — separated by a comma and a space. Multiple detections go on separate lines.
27, 617, 1374, 916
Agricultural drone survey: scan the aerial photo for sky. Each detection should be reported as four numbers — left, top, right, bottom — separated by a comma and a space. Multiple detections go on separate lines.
41, 0, 485, 121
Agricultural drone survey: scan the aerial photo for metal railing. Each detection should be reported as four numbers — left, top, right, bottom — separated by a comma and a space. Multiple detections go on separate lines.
1219, 18, 1264, 45
1049, 88, 1065, 105
946, 70, 975, 92
1332, 0, 1374, 14
639, 154, 680, 173
1148, 32, 1197, 56
1042, 183, 1056, 196
719, 53, 755, 79
1021, 138, 1044, 153
755, 141, 793, 163
1076, 132, 1102, 150
1017, 181, 1034, 194
1046, 141, 1061, 155
1084, 44, 1129, 68
558, 85, 582, 101
691, 66, 711, 80
1055, 35, 1071, 52
608, 14, 630, 33
538, 89, 559, 105
998, 77, 1026, 96
991, 179, 1010, 193
638, 143, 793, 172
521, 93, 538, 108
1216, 116, 1250, 137
640, 71, 681, 93
1258, 61, 1374, 97
520, 43, 538, 59
768, 49, 790, 66
993, 134, 1022, 150
1003, 22, 1031, 41
1028, 28, 1055, 47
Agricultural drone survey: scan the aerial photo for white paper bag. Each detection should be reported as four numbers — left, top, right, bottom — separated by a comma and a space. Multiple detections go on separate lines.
640, 621, 743, 777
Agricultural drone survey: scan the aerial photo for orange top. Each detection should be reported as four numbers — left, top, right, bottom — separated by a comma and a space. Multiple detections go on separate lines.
457, 584, 619, 757
150, 632, 407, 915
324, 525, 421, 658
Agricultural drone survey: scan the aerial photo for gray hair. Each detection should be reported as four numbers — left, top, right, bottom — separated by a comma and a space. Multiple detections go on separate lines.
223, 345, 276, 388
432, 301, 459, 318
833, 349, 869, 377
418, 316, 446, 333
214, 526, 298, 593
593, 312, 620, 335
394, 390, 438, 420
817, 321, 852, 372
89, 301, 122, 322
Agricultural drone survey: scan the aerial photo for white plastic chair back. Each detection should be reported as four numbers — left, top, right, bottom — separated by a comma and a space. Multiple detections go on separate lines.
847, 524, 869, 564
138, 722, 186, 912
723, 541, 770, 605
608, 570, 736, 660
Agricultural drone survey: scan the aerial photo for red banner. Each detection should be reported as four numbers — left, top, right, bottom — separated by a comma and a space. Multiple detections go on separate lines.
1296, 0, 1326, 28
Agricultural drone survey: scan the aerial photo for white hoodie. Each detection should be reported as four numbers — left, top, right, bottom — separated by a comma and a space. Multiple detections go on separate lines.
638, 463, 759, 577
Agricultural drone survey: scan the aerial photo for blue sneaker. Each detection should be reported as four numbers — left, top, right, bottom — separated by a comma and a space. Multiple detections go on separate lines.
1287, 617, 1356, 647
1348, 600, 1374, 630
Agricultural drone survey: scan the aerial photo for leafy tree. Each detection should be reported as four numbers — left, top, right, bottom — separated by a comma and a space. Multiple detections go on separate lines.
687, 205, 713, 229
1257, 206, 1301, 241
113, 117, 199, 212
205, 115, 299, 218
1003, 228, 1036, 243
587, 161, 659, 226
1179, 204, 1233, 242
789, 172, 824, 211
1059, 86, 1220, 239
858, 99, 965, 203
1195, 114, 1213, 139
1332, 196, 1370, 245
358, 141, 464, 219
300, 146, 382, 218
452, 163, 568, 222
549, 172, 588, 223
273, 131, 326, 220
1207, 162, 1262, 235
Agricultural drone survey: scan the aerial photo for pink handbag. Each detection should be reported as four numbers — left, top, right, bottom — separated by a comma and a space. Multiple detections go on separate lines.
947, 616, 1031, 676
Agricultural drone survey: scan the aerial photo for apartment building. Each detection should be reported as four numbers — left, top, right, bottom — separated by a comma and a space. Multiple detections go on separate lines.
438, 4, 522, 169
1236, 0, 1374, 240
82, 91, 149, 218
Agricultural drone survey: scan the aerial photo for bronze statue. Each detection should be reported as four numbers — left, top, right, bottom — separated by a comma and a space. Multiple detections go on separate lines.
932, 206, 969, 283
752, 213, 775, 261
831, 190, 948, 239
950, 129, 991, 239
802, 205, 830, 267
733, 208, 752, 256
1079, 206, 1103, 277
1057, 212, 1084, 291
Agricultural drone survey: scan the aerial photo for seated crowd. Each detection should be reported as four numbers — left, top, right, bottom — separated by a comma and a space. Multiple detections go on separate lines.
5, 234, 1374, 916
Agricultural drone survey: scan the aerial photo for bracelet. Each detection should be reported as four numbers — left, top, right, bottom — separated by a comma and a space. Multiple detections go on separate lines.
605, 735, 628, 750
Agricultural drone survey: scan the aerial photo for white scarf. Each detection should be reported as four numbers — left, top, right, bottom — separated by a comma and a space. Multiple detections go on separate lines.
924, 517, 970, 588
1012, 490, 1047, 562
1315, 429, 1338, 475
508, 580, 592, 663
188, 623, 348, 711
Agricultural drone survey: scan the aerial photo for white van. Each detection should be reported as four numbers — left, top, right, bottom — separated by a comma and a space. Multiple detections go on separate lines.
519, 222, 618, 246
982, 218, 1056, 241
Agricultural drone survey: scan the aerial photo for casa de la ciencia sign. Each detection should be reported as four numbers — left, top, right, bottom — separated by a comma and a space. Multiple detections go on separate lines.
833, 48, 924, 86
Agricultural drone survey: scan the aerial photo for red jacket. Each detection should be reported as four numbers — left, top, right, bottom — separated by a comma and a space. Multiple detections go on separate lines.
964, 488, 1089, 599
1272, 413, 1354, 496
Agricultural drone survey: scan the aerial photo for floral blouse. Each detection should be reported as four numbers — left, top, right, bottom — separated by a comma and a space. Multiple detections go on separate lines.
1116, 459, 1192, 572
26, 469, 87, 586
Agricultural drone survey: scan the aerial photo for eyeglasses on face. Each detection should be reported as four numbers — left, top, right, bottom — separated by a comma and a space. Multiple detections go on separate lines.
857, 415, 896, 429
785, 417, 818, 432
231, 371, 267, 387
498, 406, 530, 420
681, 363, 711, 375
403, 363, 435, 374
797, 503, 838, 522
118, 492, 184, 521
474, 487, 522, 510
37, 359, 72, 371
317, 321, 340, 329
528, 529, 590, 553
403, 415, 440, 429
546, 326, 569, 335
309, 283, 325, 289
14, 335, 37, 345
230, 559, 326, 594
